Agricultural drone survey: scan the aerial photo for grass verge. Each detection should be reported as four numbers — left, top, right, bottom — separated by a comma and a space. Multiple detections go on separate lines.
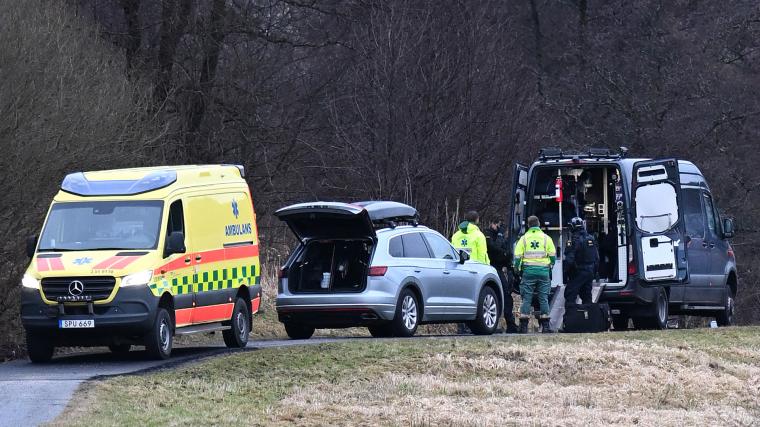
57, 327, 760, 426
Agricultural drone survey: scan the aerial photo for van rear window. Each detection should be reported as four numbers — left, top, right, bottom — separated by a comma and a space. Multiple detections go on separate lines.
635, 183, 679, 233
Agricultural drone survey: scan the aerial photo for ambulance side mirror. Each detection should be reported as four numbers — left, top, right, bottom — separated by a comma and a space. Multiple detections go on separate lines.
26, 235, 38, 258
165, 231, 186, 257
458, 249, 470, 264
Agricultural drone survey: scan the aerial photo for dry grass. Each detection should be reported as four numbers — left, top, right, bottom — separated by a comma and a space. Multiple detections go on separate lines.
58, 328, 760, 427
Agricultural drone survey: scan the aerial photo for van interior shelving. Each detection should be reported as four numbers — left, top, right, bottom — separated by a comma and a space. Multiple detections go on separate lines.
527, 164, 628, 288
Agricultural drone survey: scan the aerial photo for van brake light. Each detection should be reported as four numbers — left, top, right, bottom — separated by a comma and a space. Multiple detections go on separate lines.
368, 266, 388, 276
627, 261, 637, 275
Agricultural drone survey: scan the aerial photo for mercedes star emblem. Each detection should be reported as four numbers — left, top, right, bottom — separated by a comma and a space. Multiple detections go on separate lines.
68, 280, 85, 296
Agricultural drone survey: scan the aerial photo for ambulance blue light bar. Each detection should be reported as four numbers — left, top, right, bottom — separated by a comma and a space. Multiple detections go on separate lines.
61, 171, 177, 196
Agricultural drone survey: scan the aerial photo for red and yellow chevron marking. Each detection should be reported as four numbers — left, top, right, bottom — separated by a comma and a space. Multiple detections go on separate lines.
93, 255, 141, 270
36, 258, 64, 272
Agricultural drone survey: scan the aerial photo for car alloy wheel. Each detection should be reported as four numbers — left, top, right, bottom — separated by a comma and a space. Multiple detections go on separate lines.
483, 293, 498, 329
402, 295, 418, 330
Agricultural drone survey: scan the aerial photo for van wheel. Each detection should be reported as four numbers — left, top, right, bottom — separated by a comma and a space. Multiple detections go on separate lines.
633, 288, 668, 330
611, 316, 630, 331
284, 323, 315, 340
716, 288, 735, 327
145, 308, 173, 360
223, 298, 250, 348
108, 344, 131, 354
392, 289, 419, 337
368, 324, 393, 338
26, 332, 54, 363
467, 286, 500, 335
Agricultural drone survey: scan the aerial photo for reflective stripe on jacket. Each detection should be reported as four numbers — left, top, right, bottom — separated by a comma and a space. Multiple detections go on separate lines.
513, 227, 557, 269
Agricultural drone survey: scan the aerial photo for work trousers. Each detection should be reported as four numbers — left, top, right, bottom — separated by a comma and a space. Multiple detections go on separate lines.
495, 268, 516, 323
519, 268, 551, 317
565, 269, 594, 307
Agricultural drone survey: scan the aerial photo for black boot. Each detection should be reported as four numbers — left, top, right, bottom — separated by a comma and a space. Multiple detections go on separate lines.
505, 320, 520, 334
519, 318, 529, 334
541, 318, 552, 333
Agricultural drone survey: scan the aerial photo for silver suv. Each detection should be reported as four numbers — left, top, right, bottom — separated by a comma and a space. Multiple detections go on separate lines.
275, 201, 504, 339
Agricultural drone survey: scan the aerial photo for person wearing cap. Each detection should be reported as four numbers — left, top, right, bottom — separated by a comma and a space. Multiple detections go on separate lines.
564, 217, 599, 307
513, 215, 556, 333
485, 219, 519, 333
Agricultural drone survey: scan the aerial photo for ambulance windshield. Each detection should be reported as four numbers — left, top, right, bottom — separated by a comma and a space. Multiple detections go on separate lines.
38, 201, 164, 251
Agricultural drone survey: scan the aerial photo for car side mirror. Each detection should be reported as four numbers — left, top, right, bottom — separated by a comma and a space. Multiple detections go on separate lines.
458, 249, 470, 264
26, 235, 38, 258
722, 218, 735, 239
165, 231, 186, 257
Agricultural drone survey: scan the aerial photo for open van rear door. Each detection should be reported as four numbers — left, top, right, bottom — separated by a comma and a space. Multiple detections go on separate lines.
632, 159, 688, 283
508, 163, 529, 249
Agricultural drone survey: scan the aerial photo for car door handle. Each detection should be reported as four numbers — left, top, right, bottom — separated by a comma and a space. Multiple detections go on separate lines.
469, 271, 478, 274
443, 271, 451, 275
184, 257, 191, 264
414, 269, 422, 273
195, 255, 203, 262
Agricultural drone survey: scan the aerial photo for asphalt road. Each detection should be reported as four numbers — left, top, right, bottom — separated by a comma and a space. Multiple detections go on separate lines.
0, 338, 348, 427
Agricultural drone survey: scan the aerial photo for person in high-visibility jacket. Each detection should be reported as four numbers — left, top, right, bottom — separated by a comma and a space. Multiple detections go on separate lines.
513, 215, 557, 333
451, 210, 489, 264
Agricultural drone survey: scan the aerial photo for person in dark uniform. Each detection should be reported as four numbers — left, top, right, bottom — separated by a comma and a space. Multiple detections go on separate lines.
564, 217, 599, 307
485, 219, 519, 333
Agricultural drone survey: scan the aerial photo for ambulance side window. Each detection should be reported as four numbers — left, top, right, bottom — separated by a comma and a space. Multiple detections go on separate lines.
166, 200, 185, 237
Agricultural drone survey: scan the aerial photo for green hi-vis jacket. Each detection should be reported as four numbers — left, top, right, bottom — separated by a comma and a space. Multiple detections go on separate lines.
451, 221, 490, 264
514, 227, 557, 271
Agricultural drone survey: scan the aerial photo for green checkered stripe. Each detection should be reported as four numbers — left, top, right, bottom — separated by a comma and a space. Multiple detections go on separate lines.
150, 265, 260, 296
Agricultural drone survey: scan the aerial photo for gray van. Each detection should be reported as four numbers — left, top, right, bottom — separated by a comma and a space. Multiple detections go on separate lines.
508, 148, 737, 330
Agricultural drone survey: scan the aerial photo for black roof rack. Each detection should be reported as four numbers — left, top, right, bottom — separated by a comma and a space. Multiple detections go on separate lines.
538, 146, 629, 161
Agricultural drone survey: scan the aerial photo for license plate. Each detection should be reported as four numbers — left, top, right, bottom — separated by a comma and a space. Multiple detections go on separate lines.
59, 319, 95, 328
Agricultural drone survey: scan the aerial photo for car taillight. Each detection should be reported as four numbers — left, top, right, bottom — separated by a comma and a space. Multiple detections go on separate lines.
368, 266, 388, 276
278, 267, 288, 279
627, 261, 637, 275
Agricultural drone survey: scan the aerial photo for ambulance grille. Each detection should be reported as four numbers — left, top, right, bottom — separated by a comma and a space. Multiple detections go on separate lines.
41, 277, 116, 302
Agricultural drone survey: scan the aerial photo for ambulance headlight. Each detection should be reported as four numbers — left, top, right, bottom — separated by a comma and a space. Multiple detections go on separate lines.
121, 270, 153, 287
21, 274, 40, 289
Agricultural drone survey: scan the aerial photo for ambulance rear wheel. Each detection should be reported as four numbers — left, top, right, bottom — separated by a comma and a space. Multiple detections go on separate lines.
145, 308, 173, 360
26, 332, 54, 363
223, 298, 250, 348
284, 323, 315, 340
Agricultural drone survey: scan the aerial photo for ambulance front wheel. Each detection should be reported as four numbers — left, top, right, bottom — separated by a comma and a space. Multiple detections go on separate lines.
223, 298, 250, 348
26, 331, 54, 363
145, 308, 173, 360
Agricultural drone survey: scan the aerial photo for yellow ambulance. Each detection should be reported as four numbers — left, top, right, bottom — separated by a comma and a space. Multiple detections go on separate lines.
20, 165, 261, 362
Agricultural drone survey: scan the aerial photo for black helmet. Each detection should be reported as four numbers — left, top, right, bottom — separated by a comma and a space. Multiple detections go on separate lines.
570, 217, 585, 231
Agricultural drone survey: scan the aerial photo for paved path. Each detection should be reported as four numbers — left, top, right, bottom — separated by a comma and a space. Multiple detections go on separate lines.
0, 337, 349, 427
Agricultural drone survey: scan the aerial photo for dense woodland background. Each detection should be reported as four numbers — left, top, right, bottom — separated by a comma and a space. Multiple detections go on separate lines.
2, 0, 759, 357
